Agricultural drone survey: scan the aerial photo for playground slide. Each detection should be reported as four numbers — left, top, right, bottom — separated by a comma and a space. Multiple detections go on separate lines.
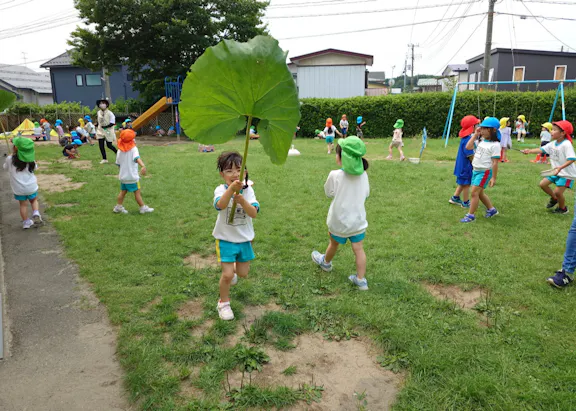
132, 96, 172, 131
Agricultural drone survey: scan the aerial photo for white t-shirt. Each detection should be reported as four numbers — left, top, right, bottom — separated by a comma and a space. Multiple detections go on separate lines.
3, 156, 38, 196
76, 126, 89, 137
33, 127, 42, 135
542, 140, 576, 179
325, 169, 369, 238
85, 122, 96, 134
115, 147, 140, 183
339, 120, 349, 129
392, 128, 403, 142
212, 185, 259, 243
323, 126, 337, 136
540, 130, 551, 143
472, 140, 501, 170
317, 131, 326, 138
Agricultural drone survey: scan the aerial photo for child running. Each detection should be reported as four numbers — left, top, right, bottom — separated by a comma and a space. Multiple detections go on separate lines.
533, 122, 553, 164
339, 114, 349, 138
460, 117, 501, 223
323, 118, 342, 154
84, 115, 96, 140
213, 152, 259, 320
449, 115, 479, 208
356, 116, 366, 139
312, 137, 370, 290
521, 120, 575, 214
113, 129, 154, 215
3, 137, 42, 229
500, 117, 512, 163
386, 119, 405, 161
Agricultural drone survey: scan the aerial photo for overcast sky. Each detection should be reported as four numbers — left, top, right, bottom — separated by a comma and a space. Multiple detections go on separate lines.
1, 0, 575, 77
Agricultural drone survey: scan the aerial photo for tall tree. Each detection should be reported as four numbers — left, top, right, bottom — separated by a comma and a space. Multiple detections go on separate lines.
68, 0, 268, 103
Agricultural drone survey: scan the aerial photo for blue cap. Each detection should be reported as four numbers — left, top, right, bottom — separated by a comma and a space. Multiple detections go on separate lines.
479, 117, 501, 141
84, 115, 91, 121
72, 139, 83, 145
71, 131, 78, 137
357, 116, 363, 124
55, 119, 62, 125
155, 125, 161, 130
169, 126, 174, 130
125, 118, 132, 123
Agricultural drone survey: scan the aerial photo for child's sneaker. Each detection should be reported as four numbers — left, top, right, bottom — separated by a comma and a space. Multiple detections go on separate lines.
547, 269, 573, 288
546, 198, 558, 209
460, 213, 475, 223
113, 205, 128, 214
485, 208, 499, 218
348, 274, 368, 291
231, 273, 238, 286
22, 219, 34, 229
461, 200, 470, 208
553, 207, 569, 215
140, 205, 154, 214
385, 155, 393, 160
32, 212, 43, 226
311, 251, 333, 272
449, 196, 463, 206
400, 156, 406, 161
217, 300, 234, 320
99, 159, 108, 164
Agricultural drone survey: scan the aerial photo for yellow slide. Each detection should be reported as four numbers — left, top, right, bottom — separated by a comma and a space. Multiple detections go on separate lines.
132, 96, 172, 131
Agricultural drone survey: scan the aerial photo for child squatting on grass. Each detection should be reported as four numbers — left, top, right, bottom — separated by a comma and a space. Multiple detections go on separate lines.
3, 137, 43, 229
312, 137, 370, 290
450, 115, 480, 209
521, 120, 576, 215
113, 129, 154, 215
213, 152, 260, 321
460, 117, 501, 223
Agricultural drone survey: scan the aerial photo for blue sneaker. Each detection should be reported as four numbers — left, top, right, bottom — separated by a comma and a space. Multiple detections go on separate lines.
348, 274, 368, 291
461, 200, 470, 208
460, 213, 475, 223
311, 250, 332, 272
547, 270, 573, 288
449, 196, 463, 206
485, 208, 499, 218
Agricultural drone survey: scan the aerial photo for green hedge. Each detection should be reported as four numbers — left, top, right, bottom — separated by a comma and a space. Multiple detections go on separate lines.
5, 97, 146, 117
298, 89, 576, 138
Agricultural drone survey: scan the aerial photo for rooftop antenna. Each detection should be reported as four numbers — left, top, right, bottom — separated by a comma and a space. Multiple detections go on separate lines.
21, 52, 27, 67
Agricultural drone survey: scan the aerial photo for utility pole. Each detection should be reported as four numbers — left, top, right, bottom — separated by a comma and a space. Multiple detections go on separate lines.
403, 59, 407, 92
482, 0, 497, 83
21, 52, 27, 67
102, 67, 112, 101
408, 43, 419, 90
391, 65, 395, 80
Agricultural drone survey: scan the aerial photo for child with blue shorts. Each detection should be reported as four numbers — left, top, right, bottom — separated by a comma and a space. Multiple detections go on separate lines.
461, 117, 501, 223
450, 115, 480, 208
312, 137, 370, 290
214, 152, 260, 320
323, 118, 342, 154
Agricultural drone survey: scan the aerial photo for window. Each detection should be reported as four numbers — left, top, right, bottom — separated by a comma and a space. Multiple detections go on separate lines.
489, 68, 494, 82
75, 74, 84, 86
554, 65, 567, 81
126, 73, 133, 82
85, 74, 102, 86
469, 72, 476, 90
513, 66, 525, 82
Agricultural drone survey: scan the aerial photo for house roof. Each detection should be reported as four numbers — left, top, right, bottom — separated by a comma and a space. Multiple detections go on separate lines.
447, 64, 468, 72
290, 49, 373, 66
466, 48, 576, 63
368, 71, 386, 82
40, 51, 73, 68
0, 65, 52, 94
417, 78, 441, 87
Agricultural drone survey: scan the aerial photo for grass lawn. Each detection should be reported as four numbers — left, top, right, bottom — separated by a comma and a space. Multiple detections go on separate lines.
32, 136, 576, 410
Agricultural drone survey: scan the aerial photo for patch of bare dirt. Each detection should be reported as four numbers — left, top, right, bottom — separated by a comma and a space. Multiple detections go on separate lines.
37, 160, 52, 166
228, 333, 402, 411
227, 302, 283, 347
140, 296, 161, 313
56, 159, 93, 170
177, 299, 204, 321
423, 283, 484, 310
191, 319, 214, 338
37, 174, 85, 193
184, 253, 218, 270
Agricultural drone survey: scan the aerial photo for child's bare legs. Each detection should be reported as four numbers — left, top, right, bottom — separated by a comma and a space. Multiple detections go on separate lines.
502, 148, 507, 162
324, 236, 339, 263
388, 144, 393, 157
18, 200, 28, 221
117, 190, 128, 205
479, 190, 494, 210
468, 186, 482, 215
555, 187, 567, 209
236, 261, 250, 278
134, 190, 145, 207
351, 241, 366, 280
454, 185, 471, 202
30, 197, 39, 214
398, 146, 405, 159
219, 262, 235, 303
539, 179, 556, 201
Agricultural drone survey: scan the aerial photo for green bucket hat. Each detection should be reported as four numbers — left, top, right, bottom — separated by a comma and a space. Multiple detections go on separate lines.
338, 136, 366, 175
315, 129, 321, 135
394, 119, 404, 129
13, 137, 35, 163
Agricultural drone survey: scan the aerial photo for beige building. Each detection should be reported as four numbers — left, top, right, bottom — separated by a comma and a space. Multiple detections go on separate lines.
0, 65, 53, 106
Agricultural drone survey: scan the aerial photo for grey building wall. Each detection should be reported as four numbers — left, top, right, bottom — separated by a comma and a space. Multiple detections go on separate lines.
50, 66, 139, 106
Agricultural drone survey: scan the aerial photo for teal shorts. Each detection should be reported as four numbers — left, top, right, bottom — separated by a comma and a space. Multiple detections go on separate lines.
471, 170, 492, 189
216, 240, 255, 263
330, 232, 365, 245
326, 136, 334, 144
547, 175, 574, 189
120, 182, 140, 192
14, 192, 37, 201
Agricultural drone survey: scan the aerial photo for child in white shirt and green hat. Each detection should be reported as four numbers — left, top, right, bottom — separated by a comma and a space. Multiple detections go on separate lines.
312, 136, 370, 290
387, 119, 405, 161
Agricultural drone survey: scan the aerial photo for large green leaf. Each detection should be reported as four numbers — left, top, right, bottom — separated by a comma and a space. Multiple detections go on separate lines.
179, 35, 301, 164
0, 90, 16, 112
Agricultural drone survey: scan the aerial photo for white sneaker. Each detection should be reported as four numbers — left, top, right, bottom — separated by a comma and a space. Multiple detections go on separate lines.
99, 159, 108, 164
32, 213, 43, 226
113, 205, 128, 214
217, 300, 234, 321
139, 205, 154, 214
231, 273, 238, 286
22, 219, 34, 229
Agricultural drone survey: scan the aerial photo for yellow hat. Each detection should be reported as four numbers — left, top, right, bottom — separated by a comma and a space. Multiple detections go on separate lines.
517, 115, 526, 122
542, 122, 553, 132
500, 117, 510, 129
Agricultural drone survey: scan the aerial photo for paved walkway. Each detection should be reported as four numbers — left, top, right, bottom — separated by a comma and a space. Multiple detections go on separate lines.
0, 147, 130, 411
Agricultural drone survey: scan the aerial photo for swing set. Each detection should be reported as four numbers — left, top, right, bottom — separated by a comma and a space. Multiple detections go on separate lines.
443, 80, 576, 147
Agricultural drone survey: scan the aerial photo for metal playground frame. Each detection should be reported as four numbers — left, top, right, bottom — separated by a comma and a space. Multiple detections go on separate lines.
443, 80, 576, 146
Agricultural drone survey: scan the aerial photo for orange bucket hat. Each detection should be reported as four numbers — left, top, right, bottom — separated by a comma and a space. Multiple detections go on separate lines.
118, 129, 137, 152
326, 118, 333, 127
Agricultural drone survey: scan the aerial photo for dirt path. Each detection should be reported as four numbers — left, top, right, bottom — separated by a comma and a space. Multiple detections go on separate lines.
0, 148, 131, 411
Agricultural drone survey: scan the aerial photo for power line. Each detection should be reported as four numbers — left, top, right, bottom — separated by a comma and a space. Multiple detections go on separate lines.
421, 0, 455, 46
497, 11, 576, 20
519, 1, 576, 49
268, 0, 376, 9
422, 0, 467, 47
266, 0, 478, 19
0, 10, 77, 34
0, 56, 59, 70
409, 0, 421, 43
278, 12, 485, 40
0, 0, 35, 11
514, 0, 576, 4
0, 17, 81, 41
426, 1, 474, 52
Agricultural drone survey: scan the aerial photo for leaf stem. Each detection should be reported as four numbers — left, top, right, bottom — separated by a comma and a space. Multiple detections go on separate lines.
228, 115, 252, 224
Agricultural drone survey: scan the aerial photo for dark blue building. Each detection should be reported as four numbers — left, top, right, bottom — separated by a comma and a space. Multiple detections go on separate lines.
40, 52, 140, 106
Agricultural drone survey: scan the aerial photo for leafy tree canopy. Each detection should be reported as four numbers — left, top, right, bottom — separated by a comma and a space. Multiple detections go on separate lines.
68, 0, 268, 103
